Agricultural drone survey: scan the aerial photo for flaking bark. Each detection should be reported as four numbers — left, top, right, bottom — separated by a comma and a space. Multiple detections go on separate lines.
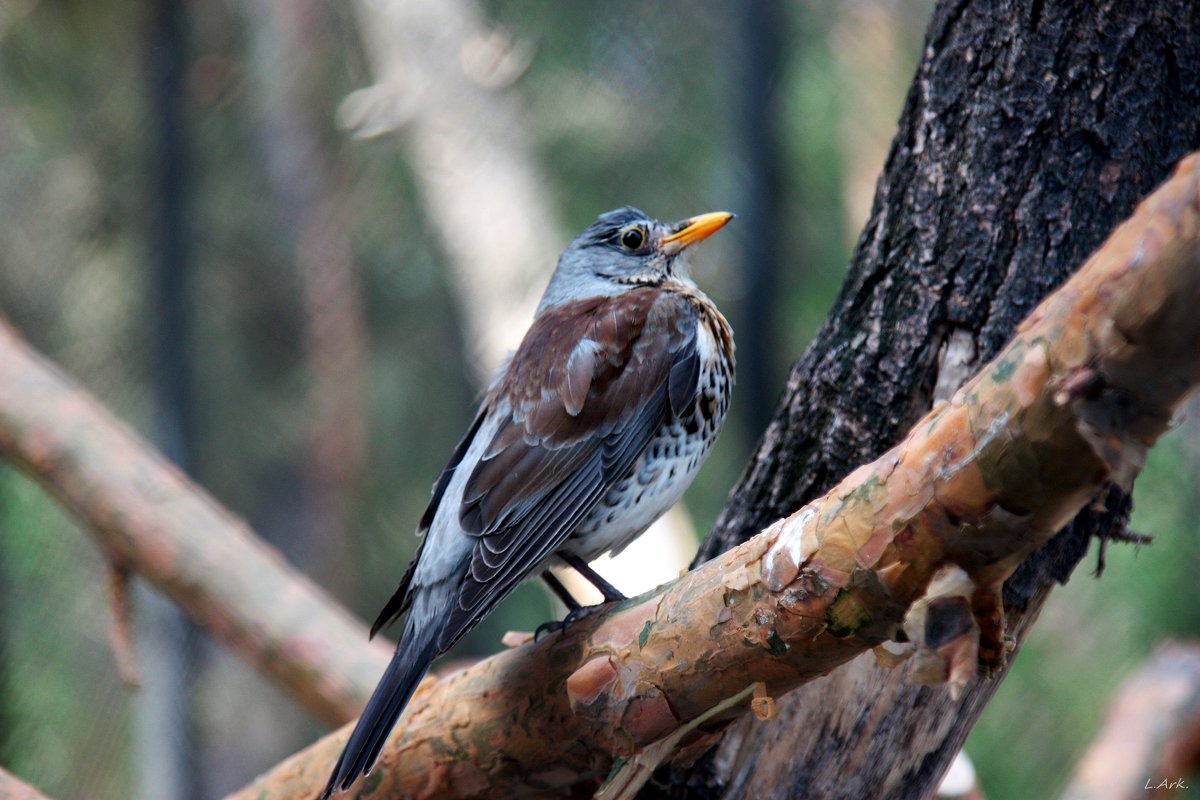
669, 2, 1200, 797
230, 152, 1200, 800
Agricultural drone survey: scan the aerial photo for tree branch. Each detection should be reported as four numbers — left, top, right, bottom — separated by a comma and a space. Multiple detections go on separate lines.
1062, 641, 1200, 800
0, 321, 390, 726
682, 4, 1200, 796
229, 152, 1200, 798
0, 768, 52, 800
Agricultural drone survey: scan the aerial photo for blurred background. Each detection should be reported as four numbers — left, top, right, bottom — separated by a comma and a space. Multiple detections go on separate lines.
0, 1, 1196, 798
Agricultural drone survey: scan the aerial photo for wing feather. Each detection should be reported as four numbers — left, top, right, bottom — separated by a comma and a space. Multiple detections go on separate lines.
438, 289, 701, 650
668, 343, 701, 417
371, 406, 489, 638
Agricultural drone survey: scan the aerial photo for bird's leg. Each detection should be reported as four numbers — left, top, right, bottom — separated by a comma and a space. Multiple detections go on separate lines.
534, 558, 626, 640
541, 571, 582, 611
562, 554, 626, 602
535, 572, 582, 641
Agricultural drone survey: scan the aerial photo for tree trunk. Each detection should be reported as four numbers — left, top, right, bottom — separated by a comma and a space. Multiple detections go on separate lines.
655, 2, 1200, 798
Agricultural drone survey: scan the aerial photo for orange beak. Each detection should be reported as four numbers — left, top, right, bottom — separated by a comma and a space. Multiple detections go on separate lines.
660, 211, 735, 255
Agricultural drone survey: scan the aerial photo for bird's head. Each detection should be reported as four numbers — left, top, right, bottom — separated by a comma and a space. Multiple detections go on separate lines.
537, 207, 734, 314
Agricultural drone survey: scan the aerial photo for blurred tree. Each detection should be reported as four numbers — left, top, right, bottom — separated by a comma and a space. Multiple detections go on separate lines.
243, 0, 368, 591
731, 0, 784, 438
142, 1, 201, 798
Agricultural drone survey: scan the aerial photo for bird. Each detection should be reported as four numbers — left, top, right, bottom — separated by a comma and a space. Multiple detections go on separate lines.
322, 206, 735, 797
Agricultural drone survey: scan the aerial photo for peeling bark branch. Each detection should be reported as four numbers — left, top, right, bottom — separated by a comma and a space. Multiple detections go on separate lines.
682, 3, 1200, 797
0, 322, 390, 726
229, 153, 1200, 799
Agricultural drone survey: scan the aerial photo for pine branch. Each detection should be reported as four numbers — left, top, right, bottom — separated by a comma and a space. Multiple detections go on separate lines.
227, 152, 1200, 798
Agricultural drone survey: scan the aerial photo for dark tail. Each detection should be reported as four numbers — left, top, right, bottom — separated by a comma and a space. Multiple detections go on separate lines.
321, 605, 442, 798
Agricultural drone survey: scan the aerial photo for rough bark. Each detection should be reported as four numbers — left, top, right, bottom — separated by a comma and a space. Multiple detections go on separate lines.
660, 3, 1200, 798
1062, 642, 1200, 800
229, 152, 1200, 798
0, 321, 391, 726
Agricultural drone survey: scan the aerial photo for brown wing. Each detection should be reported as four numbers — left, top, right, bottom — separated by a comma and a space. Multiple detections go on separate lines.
438, 287, 701, 649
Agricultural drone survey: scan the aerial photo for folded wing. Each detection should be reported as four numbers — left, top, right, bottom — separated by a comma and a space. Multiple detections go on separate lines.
444, 287, 700, 650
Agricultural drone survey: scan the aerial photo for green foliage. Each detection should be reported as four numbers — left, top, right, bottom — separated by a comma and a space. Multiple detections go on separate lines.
0, 470, 132, 798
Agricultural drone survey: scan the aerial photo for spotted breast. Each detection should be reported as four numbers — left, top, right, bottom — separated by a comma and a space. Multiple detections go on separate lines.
560, 282, 735, 562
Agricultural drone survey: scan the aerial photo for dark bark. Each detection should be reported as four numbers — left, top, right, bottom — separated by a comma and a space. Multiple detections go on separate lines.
653, 2, 1200, 798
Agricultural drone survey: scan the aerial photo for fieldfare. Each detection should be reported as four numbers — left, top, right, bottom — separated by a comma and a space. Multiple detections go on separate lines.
323, 207, 735, 797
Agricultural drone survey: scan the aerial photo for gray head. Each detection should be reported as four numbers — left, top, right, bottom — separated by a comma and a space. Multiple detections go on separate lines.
537, 206, 734, 314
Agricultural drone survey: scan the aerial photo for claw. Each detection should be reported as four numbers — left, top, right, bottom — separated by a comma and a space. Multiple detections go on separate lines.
533, 600, 616, 641
534, 619, 563, 641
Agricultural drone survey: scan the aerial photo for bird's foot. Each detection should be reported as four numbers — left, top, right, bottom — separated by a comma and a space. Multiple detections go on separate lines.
534, 601, 616, 641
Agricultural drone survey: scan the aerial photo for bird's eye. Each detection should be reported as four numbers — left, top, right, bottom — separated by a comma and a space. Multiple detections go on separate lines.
620, 227, 645, 250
